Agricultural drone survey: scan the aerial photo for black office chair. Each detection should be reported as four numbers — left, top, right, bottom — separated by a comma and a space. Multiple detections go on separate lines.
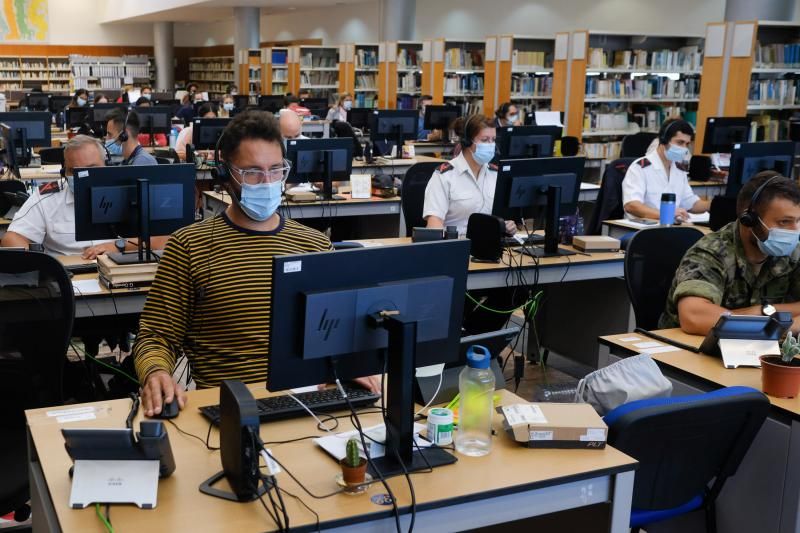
560, 136, 580, 156
0, 250, 74, 526
155, 156, 172, 165
330, 120, 364, 158
620, 132, 658, 158
0, 179, 29, 218
688, 155, 712, 181
400, 162, 440, 237
38, 146, 64, 166
709, 195, 737, 231
624, 226, 704, 330
586, 157, 635, 235
604, 386, 769, 532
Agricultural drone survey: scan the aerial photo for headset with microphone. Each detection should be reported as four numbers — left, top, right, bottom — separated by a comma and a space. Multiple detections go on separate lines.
461, 114, 478, 149
739, 174, 781, 228
658, 118, 694, 146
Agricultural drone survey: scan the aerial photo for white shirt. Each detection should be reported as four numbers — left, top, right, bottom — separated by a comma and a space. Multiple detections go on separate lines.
326, 106, 348, 122
423, 152, 497, 236
175, 124, 192, 157
7, 180, 113, 255
622, 152, 700, 219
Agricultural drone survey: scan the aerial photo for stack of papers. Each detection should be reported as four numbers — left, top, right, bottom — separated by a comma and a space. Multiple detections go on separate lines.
314, 423, 429, 461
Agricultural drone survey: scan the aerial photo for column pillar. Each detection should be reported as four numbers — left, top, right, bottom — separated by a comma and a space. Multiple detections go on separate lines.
724, 0, 794, 20
381, 0, 415, 42
153, 21, 174, 91
234, 7, 261, 63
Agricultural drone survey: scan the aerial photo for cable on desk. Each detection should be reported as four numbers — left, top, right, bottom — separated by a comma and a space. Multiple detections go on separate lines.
69, 342, 140, 387
95, 502, 113, 533
277, 485, 321, 533
165, 418, 220, 451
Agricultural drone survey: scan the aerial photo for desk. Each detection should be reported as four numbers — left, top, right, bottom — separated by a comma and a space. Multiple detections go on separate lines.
598, 329, 800, 533
601, 219, 712, 240
26, 386, 635, 532
352, 155, 445, 176
411, 141, 456, 156
579, 182, 601, 202
60, 255, 149, 319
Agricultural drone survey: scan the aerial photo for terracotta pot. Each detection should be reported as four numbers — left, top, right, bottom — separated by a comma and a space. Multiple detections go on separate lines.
339, 458, 368, 485
760, 355, 800, 398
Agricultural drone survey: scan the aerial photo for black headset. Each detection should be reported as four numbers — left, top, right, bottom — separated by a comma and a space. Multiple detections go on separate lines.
658, 119, 694, 146
117, 111, 131, 143
740, 175, 781, 228
211, 128, 229, 182
461, 115, 478, 148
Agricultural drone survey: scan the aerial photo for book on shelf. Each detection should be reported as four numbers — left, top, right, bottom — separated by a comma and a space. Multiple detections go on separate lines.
585, 76, 699, 99
397, 48, 419, 68
355, 49, 378, 68
584, 111, 629, 132
398, 95, 419, 110
444, 47, 484, 69
511, 74, 552, 97
354, 93, 376, 108
589, 46, 701, 71
300, 71, 338, 86
583, 140, 622, 160
749, 78, 799, 106
512, 50, 549, 69
355, 73, 377, 90
272, 49, 288, 65
300, 52, 337, 68
749, 114, 791, 142
754, 42, 800, 68
98, 274, 154, 290
444, 73, 484, 94
398, 72, 419, 92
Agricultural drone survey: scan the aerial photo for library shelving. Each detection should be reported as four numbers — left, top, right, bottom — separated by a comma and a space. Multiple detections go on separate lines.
260, 47, 289, 96
423, 39, 486, 115
290, 45, 339, 100
71, 55, 151, 93
237, 49, 262, 97
377, 41, 423, 109
484, 35, 558, 120
188, 56, 235, 99
566, 30, 704, 166
0, 55, 71, 92
340, 43, 378, 108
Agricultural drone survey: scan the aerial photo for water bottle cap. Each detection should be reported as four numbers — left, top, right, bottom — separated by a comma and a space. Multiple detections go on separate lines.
661, 193, 676, 202
466, 345, 491, 369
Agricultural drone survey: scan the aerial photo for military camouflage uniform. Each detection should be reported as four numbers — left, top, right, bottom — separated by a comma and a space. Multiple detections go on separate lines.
660, 221, 800, 328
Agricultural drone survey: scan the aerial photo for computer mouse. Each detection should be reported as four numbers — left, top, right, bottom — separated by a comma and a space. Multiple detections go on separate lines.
155, 399, 179, 419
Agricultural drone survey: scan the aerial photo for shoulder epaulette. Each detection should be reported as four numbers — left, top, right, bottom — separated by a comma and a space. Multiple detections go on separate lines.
637, 158, 652, 168
488, 162, 499, 171
436, 162, 454, 173
38, 181, 61, 195
675, 161, 689, 172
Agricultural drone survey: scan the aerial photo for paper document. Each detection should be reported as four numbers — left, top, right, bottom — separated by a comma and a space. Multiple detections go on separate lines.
687, 212, 710, 224
718, 339, 778, 368
619, 218, 657, 229
71, 279, 103, 295
633, 341, 664, 349
645, 345, 681, 354
315, 423, 428, 461
534, 111, 563, 127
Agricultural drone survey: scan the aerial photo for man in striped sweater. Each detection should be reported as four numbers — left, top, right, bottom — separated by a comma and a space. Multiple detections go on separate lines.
133, 111, 378, 417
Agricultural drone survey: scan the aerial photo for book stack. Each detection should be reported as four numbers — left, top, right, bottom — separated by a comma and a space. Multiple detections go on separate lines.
97, 255, 158, 290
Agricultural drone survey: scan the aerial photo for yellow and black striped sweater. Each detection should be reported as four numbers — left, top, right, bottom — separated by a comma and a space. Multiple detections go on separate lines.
133, 213, 331, 388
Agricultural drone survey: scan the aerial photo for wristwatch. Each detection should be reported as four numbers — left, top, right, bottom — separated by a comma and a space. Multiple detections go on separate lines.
762, 303, 777, 317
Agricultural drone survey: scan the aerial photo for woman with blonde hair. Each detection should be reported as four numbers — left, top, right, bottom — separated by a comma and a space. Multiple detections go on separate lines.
326, 92, 353, 122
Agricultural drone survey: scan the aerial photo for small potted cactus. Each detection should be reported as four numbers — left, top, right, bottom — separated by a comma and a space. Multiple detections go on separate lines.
339, 437, 367, 486
761, 331, 800, 398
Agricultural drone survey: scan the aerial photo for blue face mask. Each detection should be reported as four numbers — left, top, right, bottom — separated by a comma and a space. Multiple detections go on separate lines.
223, 102, 234, 111
665, 143, 689, 162
76, 97, 87, 107
239, 180, 283, 221
105, 139, 123, 156
755, 219, 800, 257
472, 142, 496, 165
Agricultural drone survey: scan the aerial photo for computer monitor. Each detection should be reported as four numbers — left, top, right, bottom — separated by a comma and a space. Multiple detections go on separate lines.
154, 98, 180, 115
73, 164, 196, 264
0, 123, 20, 177
90, 103, 129, 137
0, 112, 51, 148
66, 107, 91, 130
496, 125, 561, 159
285, 137, 353, 200
423, 105, 461, 133
369, 109, 418, 157
258, 95, 284, 114
347, 107, 372, 131
269, 239, 470, 476
726, 141, 796, 197
25, 92, 51, 112
702, 117, 751, 154
233, 95, 251, 110
49, 95, 73, 114
135, 106, 173, 144
492, 156, 585, 257
300, 97, 328, 117
191, 117, 231, 150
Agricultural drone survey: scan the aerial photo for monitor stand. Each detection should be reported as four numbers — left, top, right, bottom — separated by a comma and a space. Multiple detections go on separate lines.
109, 249, 164, 265
364, 312, 458, 478
519, 185, 577, 259
319, 150, 346, 201
107, 178, 161, 265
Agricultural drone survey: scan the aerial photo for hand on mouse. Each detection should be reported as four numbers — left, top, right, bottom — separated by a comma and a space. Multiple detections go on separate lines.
141, 370, 187, 417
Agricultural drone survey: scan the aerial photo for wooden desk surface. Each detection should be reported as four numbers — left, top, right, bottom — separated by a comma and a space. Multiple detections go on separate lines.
203, 190, 401, 207
599, 329, 800, 418
603, 218, 712, 235
58, 255, 150, 299
352, 155, 444, 168
27, 386, 635, 532
689, 179, 726, 188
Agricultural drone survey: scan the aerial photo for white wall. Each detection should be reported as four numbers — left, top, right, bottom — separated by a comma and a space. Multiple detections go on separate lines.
48, 0, 154, 46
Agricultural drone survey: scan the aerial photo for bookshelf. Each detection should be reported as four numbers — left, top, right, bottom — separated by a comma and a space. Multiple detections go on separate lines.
484, 35, 557, 120
567, 30, 704, 164
237, 49, 262, 97
188, 56, 235, 99
378, 41, 422, 109
71, 55, 151, 93
259, 47, 288, 97
291, 45, 339, 99
423, 39, 486, 115
340, 43, 378, 108
0, 55, 72, 92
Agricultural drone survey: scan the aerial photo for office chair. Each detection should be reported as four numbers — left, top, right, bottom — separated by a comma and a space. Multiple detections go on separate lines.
624, 226, 704, 330
586, 157, 635, 235
0, 179, 28, 217
604, 386, 769, 533
38, 146, 65, 166
709, 195, 737, 231
0, 250, 74, 526
330, 119, 364, 158
560, 136, 580, 156
688, 155, 712, 181
400, 162, 440, 237
155, 156, 172, 165
620, 132, 658, 158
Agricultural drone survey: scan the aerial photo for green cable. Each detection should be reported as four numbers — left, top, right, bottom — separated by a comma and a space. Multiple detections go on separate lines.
465, 290, 544, 317
71, 343, 140, 387
95, 503, 114, 533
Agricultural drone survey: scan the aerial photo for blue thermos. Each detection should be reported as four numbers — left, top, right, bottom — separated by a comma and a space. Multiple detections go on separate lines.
660, 193, 676, 226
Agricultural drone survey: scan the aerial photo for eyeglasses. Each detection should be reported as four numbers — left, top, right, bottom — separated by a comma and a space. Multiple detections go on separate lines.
229, 160, 292, 185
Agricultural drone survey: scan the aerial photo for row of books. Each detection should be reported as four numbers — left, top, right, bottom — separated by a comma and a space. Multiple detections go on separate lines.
585, 77, 700, 100
354, 93, 377, 108
299, 53, 338, 68
397, 95, 420, 110
512, 50, 550, 69
272, 69, 288, 81
583, 140, 622, 160
749, 78, 800, 105
444, 47, 484, 69
588, 46, 702, 71
271, 49, 288, 65
397, 48, 420, 68
754, 42, 800, 68
399, 72, 420, 92
583, 111, 629, 132
355, 73, 377, 90
749, 115, 793, 142
355, 49, 378, 68
188, 61, 232, 72
300, 71, 338, 86
511, 74, 553, 96
443, 73, 484, 95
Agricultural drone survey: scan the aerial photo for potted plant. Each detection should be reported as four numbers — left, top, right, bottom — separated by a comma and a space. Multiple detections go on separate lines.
761, 331, 800, 398
339, 437, 367, 487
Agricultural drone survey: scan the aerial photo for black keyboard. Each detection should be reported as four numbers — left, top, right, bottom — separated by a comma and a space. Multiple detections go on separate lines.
65, 263, 98, 275
199, 386, 381, 426
504, 234, 544, 247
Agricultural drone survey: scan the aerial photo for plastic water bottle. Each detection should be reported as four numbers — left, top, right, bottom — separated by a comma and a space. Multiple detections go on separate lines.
169, 127, 179, 149
660, 192, 676, 226
455, 345, 495, 457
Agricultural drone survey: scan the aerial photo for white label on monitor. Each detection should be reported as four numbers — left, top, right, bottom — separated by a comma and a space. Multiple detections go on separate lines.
284, 261, 302, 273
78, 170, 89, 177
502, 165, 511, 171
734, 143, 741, 150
